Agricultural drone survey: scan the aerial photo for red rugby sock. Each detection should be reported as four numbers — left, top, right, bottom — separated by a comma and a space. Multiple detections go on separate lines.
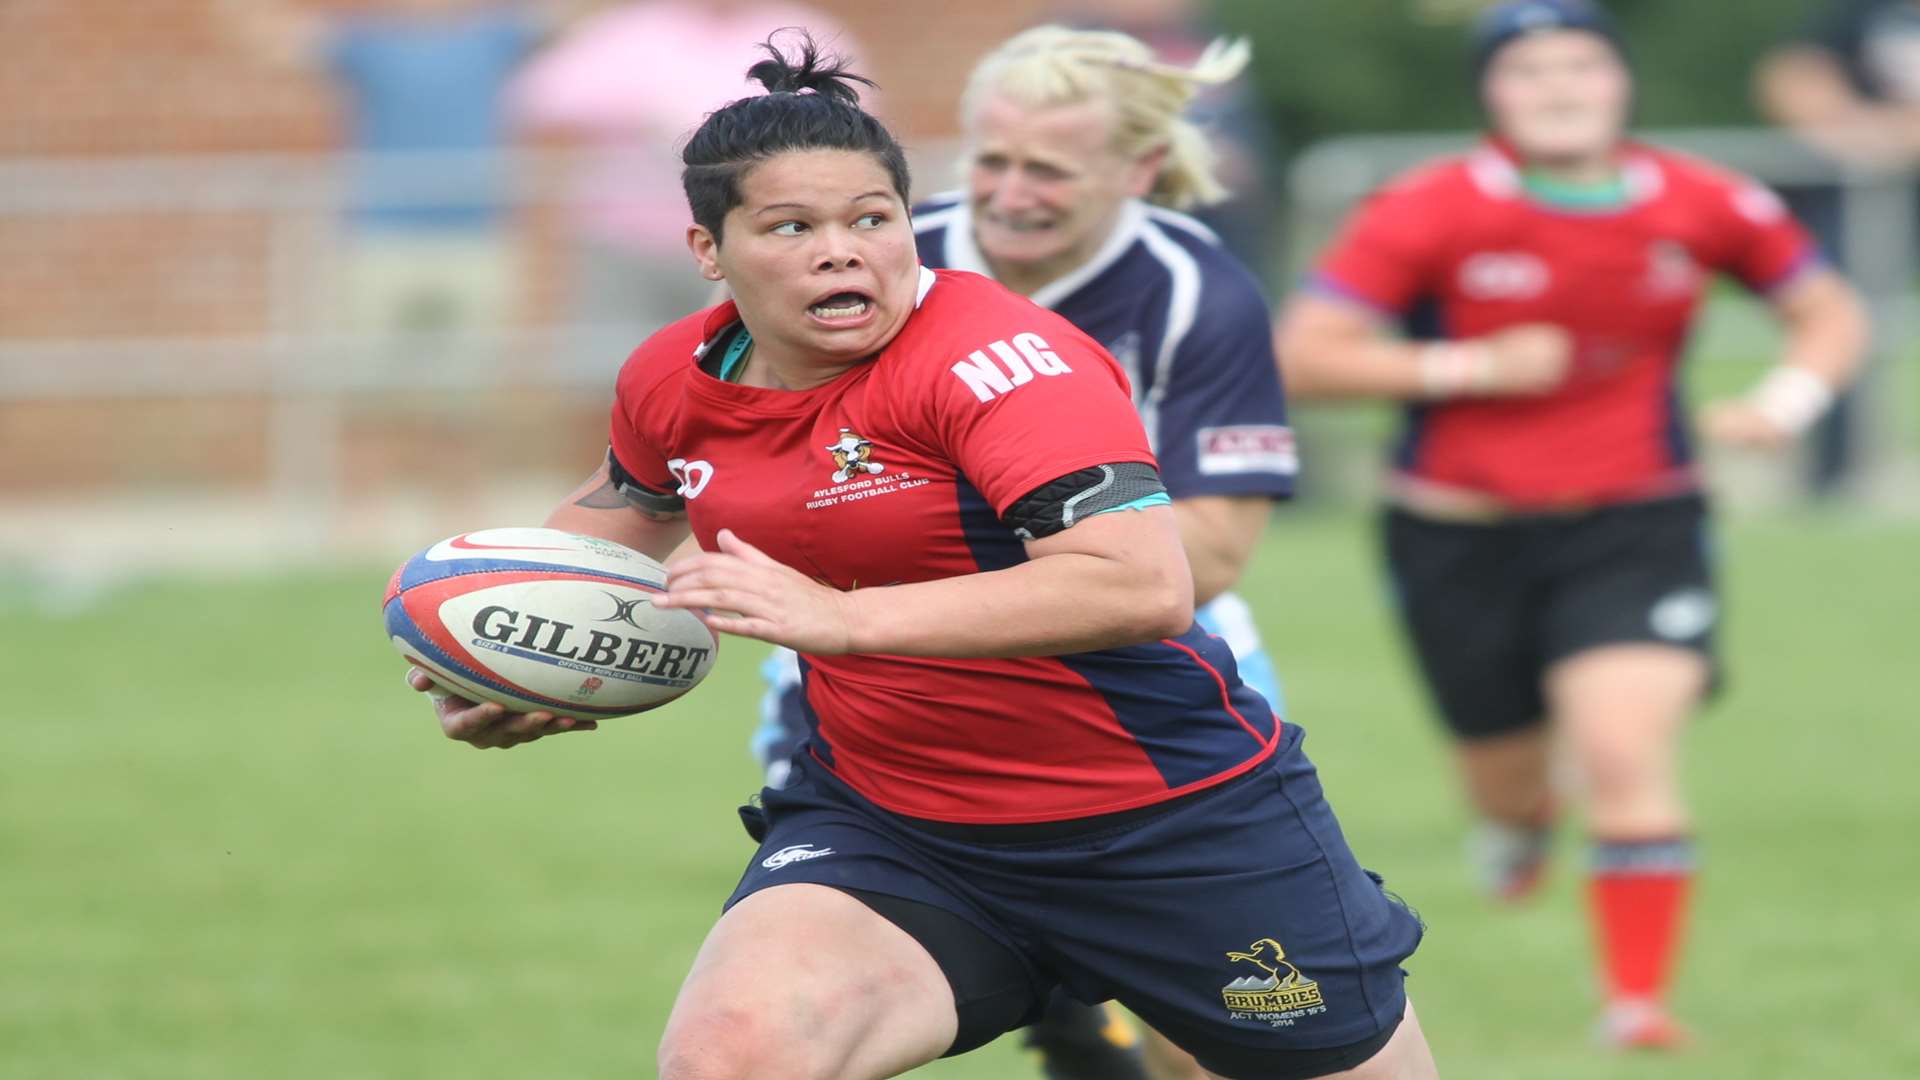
1587, 836, 1695, 1004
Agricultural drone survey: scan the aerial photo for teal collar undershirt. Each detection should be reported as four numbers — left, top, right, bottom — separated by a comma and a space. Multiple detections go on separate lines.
1521, 169, 1630, 210
716, 324, 753, 383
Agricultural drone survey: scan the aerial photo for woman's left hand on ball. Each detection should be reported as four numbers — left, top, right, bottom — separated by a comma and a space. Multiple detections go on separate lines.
657, 529, 857, 655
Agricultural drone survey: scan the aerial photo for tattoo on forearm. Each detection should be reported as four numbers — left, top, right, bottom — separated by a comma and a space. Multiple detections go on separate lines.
636, 507, 688, 522
573, 479, 631, 509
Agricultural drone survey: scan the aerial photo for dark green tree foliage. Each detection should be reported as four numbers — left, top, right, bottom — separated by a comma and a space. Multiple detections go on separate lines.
1213, 0, 1822, 148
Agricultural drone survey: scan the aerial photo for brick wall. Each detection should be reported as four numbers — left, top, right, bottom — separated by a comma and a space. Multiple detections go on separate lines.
0, 0, 1049, 158
0, 0, 339, 157
0, 0, 1054, 497
0, 0, 1054, 343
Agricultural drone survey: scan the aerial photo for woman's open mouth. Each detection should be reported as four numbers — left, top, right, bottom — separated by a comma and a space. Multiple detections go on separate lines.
807, 290, 875, 326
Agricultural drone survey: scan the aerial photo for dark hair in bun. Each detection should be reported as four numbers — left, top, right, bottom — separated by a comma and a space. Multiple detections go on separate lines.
682, 30, 911, 241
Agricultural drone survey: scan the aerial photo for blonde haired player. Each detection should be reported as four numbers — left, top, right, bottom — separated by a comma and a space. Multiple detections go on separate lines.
748, 25, 1324, 1080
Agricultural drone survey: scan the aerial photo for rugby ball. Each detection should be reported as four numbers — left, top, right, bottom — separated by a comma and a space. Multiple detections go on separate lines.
383, 528, 716, 717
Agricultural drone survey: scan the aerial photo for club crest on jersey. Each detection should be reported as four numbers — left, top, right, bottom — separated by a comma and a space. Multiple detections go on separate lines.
1221, 937, 1328, 1027
1643, 240, 1701, 298
826, 428, 885, 484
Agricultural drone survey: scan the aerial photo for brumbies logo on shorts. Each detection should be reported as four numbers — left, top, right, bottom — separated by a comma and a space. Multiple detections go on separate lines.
1221, 937, 1326, 1026
825, 429, 885, 484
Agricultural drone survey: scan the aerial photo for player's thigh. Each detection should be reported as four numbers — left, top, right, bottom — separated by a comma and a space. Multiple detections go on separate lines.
724, 755, 1048, 1064
1047, 733, 1425, 1080
660, 882, 958, 1080
1262, 998, 1436, 1080
1546, 643, 1706, 786
1537, 496, 1719, 698
1143, 1023, 1208, 1080
1537, 498, 1715, 785
1382, 508, 1544, 739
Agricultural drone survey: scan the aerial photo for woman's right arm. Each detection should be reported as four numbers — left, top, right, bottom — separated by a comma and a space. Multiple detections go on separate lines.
542, 457, 693, 559
1274, 294, 1572, 402
412, 458, 693, 749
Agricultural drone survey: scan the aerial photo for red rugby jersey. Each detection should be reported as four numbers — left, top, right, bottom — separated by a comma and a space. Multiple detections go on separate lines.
610, 268, 1279, 823
1311, 140, 1817, 507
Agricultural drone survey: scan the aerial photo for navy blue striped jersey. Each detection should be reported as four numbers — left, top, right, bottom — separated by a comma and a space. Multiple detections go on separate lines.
912, 194, 1296, 500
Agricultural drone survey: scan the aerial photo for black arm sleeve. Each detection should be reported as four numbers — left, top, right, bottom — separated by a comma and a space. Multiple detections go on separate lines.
606, 448, 686, 515
1002, 461, 1168, 541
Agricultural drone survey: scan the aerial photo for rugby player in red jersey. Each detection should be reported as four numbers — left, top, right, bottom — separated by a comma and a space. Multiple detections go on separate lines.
406, 33, 1435, 1080
751, 28, 1295, 1079
1275, 0, 1868, 1051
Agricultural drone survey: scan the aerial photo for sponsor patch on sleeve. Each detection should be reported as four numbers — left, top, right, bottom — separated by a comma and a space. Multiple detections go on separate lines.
1197, 425, 1299, 477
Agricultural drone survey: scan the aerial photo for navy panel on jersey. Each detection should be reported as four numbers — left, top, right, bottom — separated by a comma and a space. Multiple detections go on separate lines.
791, 653, 834, 768
1056, 625, 1278, 790
952, 472, 1029, 573
1388, 296, 1449, 475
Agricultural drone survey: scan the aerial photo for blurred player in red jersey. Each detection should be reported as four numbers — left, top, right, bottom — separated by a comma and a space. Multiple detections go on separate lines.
1275, 0, 1869, 1051
407, 32, 1434, 1080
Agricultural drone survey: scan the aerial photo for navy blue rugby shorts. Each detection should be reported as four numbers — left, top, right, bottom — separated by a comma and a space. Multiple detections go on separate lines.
725, 723, 1424, 1076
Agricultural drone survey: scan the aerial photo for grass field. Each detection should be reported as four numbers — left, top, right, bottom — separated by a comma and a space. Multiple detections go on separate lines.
5, 506, 1917, 1079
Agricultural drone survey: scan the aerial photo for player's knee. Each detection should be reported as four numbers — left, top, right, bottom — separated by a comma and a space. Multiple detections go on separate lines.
1576, 740, 1666, 800
658, 1006, 767, 1080
657, 1005, 832, 1080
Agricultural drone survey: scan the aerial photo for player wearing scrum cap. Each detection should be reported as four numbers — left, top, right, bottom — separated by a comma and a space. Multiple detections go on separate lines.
748, 28, 1295, 1077
412, 30, 1435, 1080
1276, 0, 1867, 1050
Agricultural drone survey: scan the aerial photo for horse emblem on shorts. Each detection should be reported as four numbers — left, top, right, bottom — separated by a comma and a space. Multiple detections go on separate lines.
825, 428, 885, 484
1221, 937, 1325, 1016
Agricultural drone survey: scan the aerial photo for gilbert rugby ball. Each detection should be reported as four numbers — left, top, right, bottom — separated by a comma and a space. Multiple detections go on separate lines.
383, 528, 716, 717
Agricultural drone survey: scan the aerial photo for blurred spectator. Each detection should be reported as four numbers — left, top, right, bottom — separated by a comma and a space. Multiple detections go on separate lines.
214, 0, 587, 349
1754, 1, 1920, 493
1049, 0, 1281, 275
1757, 0, 1920, 170
510, 2, 862, 371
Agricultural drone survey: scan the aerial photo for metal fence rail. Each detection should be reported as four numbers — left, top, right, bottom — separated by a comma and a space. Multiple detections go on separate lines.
0, 130, 1911, 574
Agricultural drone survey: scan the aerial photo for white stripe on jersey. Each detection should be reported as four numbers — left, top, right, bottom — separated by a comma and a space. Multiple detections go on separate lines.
919, 198, 1154, 315
926, 199, 993, 278
1143, 203, 1222, 246
912, 204, 964, 239
1135, 219, 1202, 453
1028, 200, 1148, 310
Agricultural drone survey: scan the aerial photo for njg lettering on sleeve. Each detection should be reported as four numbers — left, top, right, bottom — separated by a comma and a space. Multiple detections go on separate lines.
950, 333, 1074, 403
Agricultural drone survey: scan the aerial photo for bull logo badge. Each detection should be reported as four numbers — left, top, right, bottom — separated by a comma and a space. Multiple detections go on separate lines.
825, 428, 885, 484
